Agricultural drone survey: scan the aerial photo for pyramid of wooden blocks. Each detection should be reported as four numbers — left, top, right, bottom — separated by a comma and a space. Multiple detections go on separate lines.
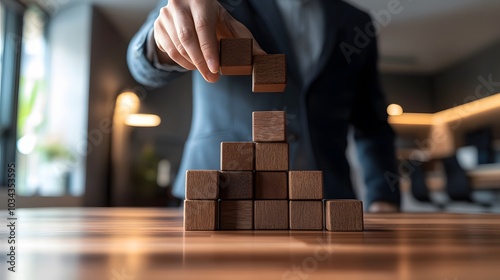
218, 38, 286, 92
184, 110, 364, 232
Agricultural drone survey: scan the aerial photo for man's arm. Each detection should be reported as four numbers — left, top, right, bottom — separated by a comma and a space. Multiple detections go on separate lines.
127, 0, 185, 88
128, 0, 266, 88
349, 17, 401, 208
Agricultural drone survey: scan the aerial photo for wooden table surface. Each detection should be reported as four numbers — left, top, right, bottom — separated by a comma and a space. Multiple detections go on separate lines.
2, 208, 500, 280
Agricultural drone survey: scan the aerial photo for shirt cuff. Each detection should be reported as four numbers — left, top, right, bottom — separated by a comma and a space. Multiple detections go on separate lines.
146, 28, 189, 73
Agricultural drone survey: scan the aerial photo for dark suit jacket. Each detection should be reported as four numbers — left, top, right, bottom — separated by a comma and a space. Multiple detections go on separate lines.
127, 0, 401, 207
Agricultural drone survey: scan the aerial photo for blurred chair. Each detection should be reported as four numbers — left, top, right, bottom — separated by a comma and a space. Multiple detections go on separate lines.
441, 155, 473, 202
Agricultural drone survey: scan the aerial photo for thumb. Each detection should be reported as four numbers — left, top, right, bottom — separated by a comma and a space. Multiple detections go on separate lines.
216, 6, 267, 56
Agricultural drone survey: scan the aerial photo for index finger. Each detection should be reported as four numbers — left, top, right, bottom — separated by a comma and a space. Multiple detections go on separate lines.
172, 8, 218, 82
192, 9, 219, 74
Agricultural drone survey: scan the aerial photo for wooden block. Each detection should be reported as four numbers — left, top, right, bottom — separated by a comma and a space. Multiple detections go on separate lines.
252, 54, 286, 92
254, 200, 288, 230
255, 143, 288, 171
219, 171, 254, 199
289, 171, 324, 200
219, 200, 253, 230
184, 200, 218, 231
255, 172, 288, 199
289, 201, 323, 230
325, 200, 363, 232
220, 142, 254, 171
252, 111, 286, 142
220, 38, 252, 75
185, 170, 219, 200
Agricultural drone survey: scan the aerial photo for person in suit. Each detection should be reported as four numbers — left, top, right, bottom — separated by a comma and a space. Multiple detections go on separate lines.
127, 0, 401, 212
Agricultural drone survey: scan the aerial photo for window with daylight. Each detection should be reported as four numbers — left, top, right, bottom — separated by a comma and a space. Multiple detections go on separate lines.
16, 5, 86, 197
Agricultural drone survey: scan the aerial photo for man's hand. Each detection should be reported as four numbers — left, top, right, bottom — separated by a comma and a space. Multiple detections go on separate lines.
153, 0, 265, 83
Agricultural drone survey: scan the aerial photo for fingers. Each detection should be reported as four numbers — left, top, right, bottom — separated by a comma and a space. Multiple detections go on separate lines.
171, 5, 219, 82
216, 7, 267, 56
154, 0, 267, 83
154, 12, 196, 70
191, 4, 219, 74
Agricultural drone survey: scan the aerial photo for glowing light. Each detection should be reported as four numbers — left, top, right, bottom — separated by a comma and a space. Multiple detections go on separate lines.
388, 113, 434, 126
115, 92, 140, 116
125, 114, 161, 127
387, 104, 404, 116
17, 134, 37, 155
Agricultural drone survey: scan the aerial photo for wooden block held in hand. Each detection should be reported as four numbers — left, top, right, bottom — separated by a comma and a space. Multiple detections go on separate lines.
185, 170, 219, 200
252, 54, 286, 92
325, 200, 363, 232
219, 171, 254, 199
289, 201, 323, 230
255, 172, 288, 199
220, 200, 253, 230
220, 142, 254, 171
184, 200, 218, 231
220, 38, 252, 75
255, 143, 288, 171
289, 171, 324, 200
254, 200, 288, 229
252, 111, 286, 142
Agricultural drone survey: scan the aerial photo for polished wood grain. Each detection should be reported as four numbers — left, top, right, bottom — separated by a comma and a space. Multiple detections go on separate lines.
3, 208, 500, 280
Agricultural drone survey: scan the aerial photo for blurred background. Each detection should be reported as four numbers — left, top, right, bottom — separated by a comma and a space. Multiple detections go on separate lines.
1, 0, 499, 212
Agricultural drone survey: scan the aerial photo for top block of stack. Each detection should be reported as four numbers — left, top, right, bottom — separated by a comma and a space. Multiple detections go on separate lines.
252, 111, 286, 142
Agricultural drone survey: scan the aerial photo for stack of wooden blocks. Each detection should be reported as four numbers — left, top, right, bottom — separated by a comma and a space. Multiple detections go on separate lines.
184, 111, 364, 232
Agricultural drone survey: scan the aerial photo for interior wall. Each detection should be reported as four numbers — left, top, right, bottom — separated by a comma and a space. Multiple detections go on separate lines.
381, 73, 434, 113
433, 39, 500, 111
84, 6, 136, 206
